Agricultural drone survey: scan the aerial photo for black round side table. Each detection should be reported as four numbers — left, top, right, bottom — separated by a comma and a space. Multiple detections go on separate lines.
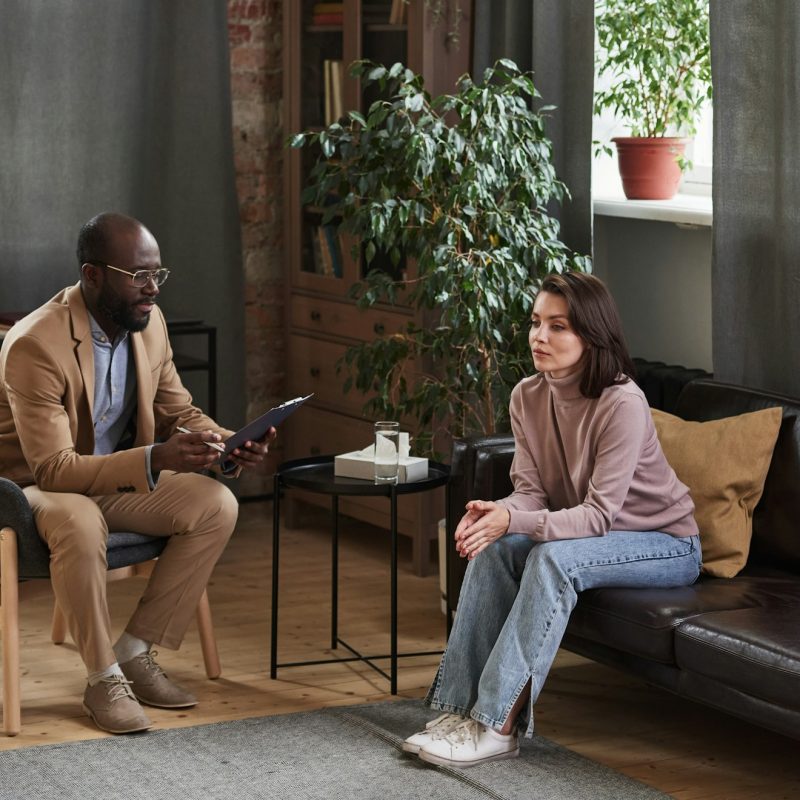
270, 455, 450, 694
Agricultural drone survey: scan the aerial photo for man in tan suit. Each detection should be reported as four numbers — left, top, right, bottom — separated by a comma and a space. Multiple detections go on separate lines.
0, 212, 273, 734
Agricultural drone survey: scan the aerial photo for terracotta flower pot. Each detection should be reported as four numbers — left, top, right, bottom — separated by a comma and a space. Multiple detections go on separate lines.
612, 137, 687, 200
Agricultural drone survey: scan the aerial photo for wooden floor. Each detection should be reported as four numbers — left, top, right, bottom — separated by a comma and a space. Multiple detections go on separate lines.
2, 501, 799, 799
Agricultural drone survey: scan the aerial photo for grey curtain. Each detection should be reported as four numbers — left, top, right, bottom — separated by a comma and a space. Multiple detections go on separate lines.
710, 1, 800, 398
473, 0, 594, 256
0, 1, 245, 427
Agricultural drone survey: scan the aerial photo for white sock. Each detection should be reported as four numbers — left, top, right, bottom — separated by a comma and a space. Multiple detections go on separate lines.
87, 663, 124, 687
113, 631, 151, 665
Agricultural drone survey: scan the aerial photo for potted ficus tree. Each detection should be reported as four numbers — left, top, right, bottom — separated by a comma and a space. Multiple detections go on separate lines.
594, 0, 712, 200
291, 59, 590, 457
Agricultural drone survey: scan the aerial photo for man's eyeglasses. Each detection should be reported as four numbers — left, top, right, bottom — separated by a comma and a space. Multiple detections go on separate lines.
91, 261, 170, 288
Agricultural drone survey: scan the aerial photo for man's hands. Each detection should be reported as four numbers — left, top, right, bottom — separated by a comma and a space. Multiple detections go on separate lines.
454, 500, 511, 560
151, 427, 277, 474
151, 430, 223, 474
223, 427, 277, 470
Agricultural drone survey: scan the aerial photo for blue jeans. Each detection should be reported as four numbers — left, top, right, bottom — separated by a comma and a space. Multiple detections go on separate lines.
426, 531, 702, 736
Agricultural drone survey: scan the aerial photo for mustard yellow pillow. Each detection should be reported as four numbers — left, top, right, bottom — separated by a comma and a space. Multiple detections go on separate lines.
651, 407, 782, 578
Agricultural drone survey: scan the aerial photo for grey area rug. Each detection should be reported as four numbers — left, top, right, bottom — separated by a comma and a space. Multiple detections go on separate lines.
0, 700, 669, 800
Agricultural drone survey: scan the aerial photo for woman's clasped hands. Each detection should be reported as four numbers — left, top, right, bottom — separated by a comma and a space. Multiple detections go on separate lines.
454, 500, 511, 560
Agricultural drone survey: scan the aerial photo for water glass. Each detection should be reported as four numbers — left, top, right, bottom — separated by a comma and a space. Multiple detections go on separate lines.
374, 421, 400, 483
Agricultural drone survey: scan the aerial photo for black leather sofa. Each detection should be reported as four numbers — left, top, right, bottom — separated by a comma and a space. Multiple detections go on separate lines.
446, 362, 800, 741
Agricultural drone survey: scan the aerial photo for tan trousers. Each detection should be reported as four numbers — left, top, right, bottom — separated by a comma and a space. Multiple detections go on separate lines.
24, 472, 238, 672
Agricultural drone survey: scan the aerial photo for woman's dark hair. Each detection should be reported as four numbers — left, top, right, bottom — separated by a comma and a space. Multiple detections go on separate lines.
537, 271, 635, 398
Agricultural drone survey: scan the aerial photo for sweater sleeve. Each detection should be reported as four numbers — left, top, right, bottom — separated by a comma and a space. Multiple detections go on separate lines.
507, 392, 648, 540
495, 383, 549, 516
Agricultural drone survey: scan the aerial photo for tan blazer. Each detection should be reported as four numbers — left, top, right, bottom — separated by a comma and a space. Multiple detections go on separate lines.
0, 283, 232, 494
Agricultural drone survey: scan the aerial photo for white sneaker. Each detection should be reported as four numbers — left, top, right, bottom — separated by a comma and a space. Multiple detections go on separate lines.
418, 718, 519, 768
402, 713, 466, 754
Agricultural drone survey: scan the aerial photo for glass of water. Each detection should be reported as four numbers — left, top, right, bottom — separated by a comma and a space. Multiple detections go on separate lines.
374, 421, 400, 484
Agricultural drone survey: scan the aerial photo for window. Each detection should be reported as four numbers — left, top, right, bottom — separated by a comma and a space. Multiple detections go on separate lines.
592, 0, 712, 202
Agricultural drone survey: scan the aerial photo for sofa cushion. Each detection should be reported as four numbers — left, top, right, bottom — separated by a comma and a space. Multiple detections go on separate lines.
675, 606, 800, 710
567, 574, 800, 664
675, 380, 800, 573
651, 407, 782, 578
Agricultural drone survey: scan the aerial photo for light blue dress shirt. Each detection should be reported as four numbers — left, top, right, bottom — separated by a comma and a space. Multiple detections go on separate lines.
89, 315, 157, 488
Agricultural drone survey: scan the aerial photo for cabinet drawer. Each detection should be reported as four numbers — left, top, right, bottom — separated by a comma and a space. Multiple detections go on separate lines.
291, 295, 410, 342
288, 335, 369, 417
285, 406, 374, 459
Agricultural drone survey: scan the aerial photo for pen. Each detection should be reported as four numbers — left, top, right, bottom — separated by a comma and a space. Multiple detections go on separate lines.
176, 426, 227, 453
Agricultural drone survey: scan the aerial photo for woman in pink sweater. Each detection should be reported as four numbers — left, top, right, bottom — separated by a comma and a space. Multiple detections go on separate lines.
403, 272, 701, 768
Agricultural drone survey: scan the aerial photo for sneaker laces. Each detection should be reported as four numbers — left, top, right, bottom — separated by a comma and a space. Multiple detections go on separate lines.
443, 718, 483, 750
428, 713, 465, 740
100, 675, 136, 703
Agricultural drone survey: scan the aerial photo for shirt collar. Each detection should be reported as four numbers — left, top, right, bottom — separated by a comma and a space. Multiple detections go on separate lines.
88, 313, 128, 347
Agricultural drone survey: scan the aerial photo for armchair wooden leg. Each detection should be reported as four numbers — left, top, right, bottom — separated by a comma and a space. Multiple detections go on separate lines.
1, 526, 22, 736
196, 588, 220, 679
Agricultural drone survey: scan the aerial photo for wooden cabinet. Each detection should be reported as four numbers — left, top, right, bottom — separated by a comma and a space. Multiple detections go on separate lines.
281, 0, 470, 575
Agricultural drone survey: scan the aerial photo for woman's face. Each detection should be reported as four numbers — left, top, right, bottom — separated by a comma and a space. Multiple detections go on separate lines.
529, 291, 587, 378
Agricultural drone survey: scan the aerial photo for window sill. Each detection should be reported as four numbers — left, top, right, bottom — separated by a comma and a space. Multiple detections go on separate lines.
593, 191, 712, 227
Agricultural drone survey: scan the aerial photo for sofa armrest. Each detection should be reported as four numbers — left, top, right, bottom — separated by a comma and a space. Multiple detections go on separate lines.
0, 477, 50, 578
447, 434, 515, 534
446, 434, 515, 615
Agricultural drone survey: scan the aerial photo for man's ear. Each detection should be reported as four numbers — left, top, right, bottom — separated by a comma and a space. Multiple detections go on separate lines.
80, 262, 101, 288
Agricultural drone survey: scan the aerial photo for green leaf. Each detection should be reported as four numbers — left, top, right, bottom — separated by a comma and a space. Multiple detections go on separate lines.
405, 92, 424, 112
348, 110, 367, 126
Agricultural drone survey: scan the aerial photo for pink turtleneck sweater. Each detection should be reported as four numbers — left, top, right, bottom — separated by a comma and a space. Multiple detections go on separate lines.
496, 370, 698, 541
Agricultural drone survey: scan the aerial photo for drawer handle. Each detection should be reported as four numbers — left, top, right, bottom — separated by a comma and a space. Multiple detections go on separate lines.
310, 310, 321, 322
310, 367, 321, 378
373, 322, 385, 335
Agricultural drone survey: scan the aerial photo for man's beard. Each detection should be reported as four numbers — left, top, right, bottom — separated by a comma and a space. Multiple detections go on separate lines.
97, 282, 151, 332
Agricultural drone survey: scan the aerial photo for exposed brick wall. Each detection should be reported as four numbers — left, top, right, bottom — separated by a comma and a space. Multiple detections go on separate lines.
227, 0, 285, 495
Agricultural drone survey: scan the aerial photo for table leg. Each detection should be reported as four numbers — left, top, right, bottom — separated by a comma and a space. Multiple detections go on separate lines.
331, 495, 339, 649
270, 473, 281, 679
390, 485, 398, 695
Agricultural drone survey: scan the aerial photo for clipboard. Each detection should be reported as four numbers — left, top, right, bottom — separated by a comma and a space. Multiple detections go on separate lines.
223, 394, 313, 454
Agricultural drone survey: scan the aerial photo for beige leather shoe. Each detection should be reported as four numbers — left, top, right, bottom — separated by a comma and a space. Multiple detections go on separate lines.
83, 676, 152, 734
120, 651, 198, 709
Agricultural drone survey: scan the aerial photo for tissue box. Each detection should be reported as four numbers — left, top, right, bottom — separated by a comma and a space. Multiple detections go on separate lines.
334, 451, 429, 483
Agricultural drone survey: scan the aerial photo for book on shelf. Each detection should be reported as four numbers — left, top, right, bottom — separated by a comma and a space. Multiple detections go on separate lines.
310, 225, 325, 274
311, 225, 342, 278
311, 1, 343, 24
323, 59, 332, 127
323, 59, 344, 126
311, 12, 343, 25
323, 225, 343, 278
331, 60, 343, 122
316, 226, 334, 276
389, 0, 407, 25
312, 225, 343, 278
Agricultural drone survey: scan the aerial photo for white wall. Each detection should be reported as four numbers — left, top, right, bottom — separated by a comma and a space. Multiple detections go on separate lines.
592, 215, 713, 372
